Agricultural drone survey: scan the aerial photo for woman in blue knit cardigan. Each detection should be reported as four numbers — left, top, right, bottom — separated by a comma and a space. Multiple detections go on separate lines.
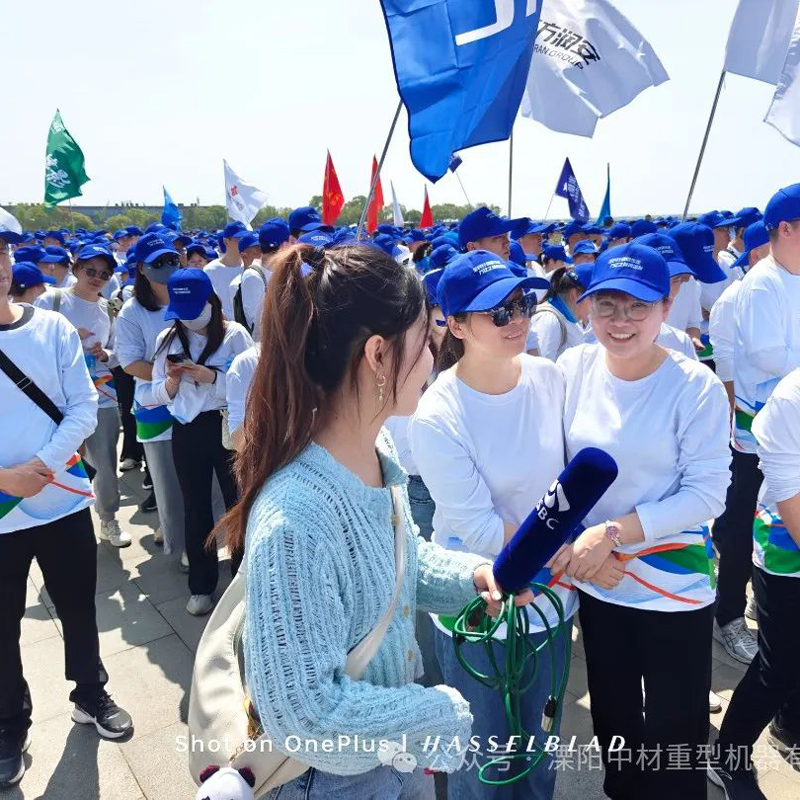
218, 243, 535, 799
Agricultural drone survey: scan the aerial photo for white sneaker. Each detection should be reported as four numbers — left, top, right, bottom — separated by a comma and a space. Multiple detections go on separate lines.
186, 595, 214, 616
119, 458, 140, 472
745, 594, 758, 622
713, 617, 758, 664
709, 690, 722, 713
179, 552, 189, 573
152, 527, 164, 545
98, 520, 132, 548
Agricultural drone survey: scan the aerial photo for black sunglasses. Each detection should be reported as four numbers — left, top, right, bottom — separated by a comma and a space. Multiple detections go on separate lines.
475, 293, 537, 327
83, 266, 113, 281
150, 254, 181, 270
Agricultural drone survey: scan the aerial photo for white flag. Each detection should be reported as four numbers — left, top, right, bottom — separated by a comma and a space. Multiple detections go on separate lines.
223, 159, 267, 229
521, 0, 669, 137
724, 0, 799, 85
0, 205, 22, 235
390, 181, 404, 227
765, 9, 800, 146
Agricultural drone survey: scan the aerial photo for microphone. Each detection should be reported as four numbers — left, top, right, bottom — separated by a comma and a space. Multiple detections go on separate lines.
493, 448, 619, 593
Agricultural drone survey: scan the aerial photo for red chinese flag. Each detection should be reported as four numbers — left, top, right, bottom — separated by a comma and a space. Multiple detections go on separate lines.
366, 155, 384, 234
322, 151, 344, 225
420, 186, 434, 228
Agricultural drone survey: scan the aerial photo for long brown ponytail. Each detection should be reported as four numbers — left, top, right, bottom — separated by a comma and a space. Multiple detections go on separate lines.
218, 243, 429, 554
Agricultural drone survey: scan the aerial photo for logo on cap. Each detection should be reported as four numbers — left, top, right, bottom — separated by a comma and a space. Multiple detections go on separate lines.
608, 256, 643, 271
473, 259, 505, 276
172, 287, 191, 295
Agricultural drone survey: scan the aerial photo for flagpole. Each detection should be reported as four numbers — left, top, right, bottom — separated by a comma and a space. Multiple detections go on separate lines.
682, 69, 726, 220
67, 198, 75, 234
543, 194, 555, 221
357, 100, 404, 239
507, 130, 514, 217
454, 171, 473, 209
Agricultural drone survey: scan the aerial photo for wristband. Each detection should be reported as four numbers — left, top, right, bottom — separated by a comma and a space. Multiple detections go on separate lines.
603, 520, 622, 548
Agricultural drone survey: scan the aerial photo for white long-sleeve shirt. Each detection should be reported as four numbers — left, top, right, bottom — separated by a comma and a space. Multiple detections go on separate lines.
0, 306, 98, 533
752, 368, 800, 578
409, 355, 577, 633
733, 255, 800, 454
225, 345, 259, 435
558, 343, 731, 612
708, 279, 742, 384
151, 322, 253, 424
204, 259, 243, 320
667, 276, 702, 333
229, 263, 271, 340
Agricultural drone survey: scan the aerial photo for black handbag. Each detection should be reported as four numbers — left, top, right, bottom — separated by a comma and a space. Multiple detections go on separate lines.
0, 347, 98, 481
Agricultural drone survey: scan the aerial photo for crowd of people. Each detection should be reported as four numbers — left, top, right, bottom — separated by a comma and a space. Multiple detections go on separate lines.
1, 186, 799, 800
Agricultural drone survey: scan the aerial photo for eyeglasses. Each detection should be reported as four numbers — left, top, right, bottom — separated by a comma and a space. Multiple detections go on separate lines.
475, 294, 537, 327
150, 255, 180, 270
591, 295, 659, 322
83, 266, 113, 281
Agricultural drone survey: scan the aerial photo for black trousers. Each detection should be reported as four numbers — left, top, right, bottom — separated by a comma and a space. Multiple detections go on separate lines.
113, 366, 144, 463
712, 449, 763, 627
718, 567, 800, 757
0, 509, 108, 735
578, 590, 713, 800
171, 411, 240, 596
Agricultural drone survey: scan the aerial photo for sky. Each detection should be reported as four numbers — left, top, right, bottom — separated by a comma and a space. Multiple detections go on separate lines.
2, 0, 799, 219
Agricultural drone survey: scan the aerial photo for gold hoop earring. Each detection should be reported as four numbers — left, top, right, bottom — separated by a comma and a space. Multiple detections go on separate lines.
376, 373, 387, 405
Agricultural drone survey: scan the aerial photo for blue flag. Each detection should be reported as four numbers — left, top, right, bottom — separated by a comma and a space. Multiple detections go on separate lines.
380, 0, 543, 182
448, 154, 463, 173
554, 158, 590, 222
596, 163, 611, 225
161, 186, 182, 231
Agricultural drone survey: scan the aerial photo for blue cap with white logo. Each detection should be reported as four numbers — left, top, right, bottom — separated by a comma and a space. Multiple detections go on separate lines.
76, 244, 116, 271
458, 207, 524, 249
134, 232, 178, 264
436, 250, 548, 317
580, 242, 670, 303
164, 268, 214, 321
667, 223, 727, 283
634, 233, 693, 279
297, 230, 334, 247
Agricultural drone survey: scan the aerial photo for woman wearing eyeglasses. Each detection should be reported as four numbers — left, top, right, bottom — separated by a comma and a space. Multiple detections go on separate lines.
409, 251, 622, 800
551, 243, 731, 799
35, 244, 131, 549
115, 234, 185, 558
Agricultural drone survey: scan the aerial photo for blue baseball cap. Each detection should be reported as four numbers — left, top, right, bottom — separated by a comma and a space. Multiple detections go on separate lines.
288, 206, 324, 233
43, 229, 66, 244
634, 233, 693, 279
0, 229, 23, 244
221, 221, 248, 240
12, 262, 56, 289
430, 244, 459, 269
113, 229, 129, 240
568, 261, 594, 289
580, 242, 670, 303
333, 228, 358, 245
764, 183, 800, 231
667, 223, 727, 283
13, 245, 47, 264
607, 223, 631, 240
403, 229, 427, 243
698, 211, 728, 229
126, 225, 144, 236
145, 222, 167, 235
630, 219, 657, 238
373, 233, 398, 256
297, 230, 334, 247
730, 207, 762, 230
376, 223, 399, 238
732, 221, 770, 269
458, 207, 524, 248
238, 232, 260, 252
40, 245, 70, 264
134, 232, 178, 264
437, 250, 549, 317
421, 268, 444, 306
542, 244, 572, 264
75, 244, 116, 271
259, 218, 290, 249
508, 241, 538, 268
572, 240, 598, 257
165, 268, 214, 321
186, 243, 209, 260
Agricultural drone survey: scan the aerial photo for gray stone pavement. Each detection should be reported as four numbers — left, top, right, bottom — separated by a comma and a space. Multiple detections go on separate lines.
4, 467, 799, 798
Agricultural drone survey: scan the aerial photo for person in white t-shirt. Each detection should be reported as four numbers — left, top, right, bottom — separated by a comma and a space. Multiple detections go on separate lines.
151, 269, 252, 616
39, 245, 77, 290
35, 244, 131, 548
712, 184, 800, 668
203, 221, 248, 319
410, 251, 611, 800
9, 262, 55, 304
552, 242, 731, 799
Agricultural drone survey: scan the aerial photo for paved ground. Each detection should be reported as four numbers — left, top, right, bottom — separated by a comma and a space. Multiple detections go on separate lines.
5, 467, 800, 799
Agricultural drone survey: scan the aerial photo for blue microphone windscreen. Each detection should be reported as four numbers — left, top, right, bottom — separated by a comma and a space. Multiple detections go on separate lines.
493, 448, 618, 592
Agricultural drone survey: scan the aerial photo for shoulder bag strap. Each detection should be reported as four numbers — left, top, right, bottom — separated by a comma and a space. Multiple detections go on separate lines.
0, 347, 64, 425
343, 484, 407, 680
536, 304, 568, 350
52, 288, 63, 314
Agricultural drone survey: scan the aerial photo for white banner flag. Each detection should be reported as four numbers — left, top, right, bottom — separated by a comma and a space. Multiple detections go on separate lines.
765, 9, 800, 146
223, 159, 267, 229
520, 0, 668, 137
390, 181, 404, 227
724, 0, 799, 85
0, 205, 22, 235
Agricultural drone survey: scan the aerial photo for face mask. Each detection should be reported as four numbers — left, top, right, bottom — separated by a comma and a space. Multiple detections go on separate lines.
182, 303, 212, 331
144, 264, 178, 284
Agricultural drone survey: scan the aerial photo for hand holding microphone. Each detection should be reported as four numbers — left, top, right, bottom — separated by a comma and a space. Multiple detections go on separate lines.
472, 564, 535, 618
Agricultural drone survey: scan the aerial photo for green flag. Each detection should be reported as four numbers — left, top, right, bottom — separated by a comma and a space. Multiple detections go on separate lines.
44, 110, 89, 208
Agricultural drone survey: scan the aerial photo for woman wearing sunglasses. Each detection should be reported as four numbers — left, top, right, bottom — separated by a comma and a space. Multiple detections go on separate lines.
35, 244, 131, 548
151, 270, 252, 616
409, 251, 618, 799
551, 243, 731, 799
116, 234, 185, 558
